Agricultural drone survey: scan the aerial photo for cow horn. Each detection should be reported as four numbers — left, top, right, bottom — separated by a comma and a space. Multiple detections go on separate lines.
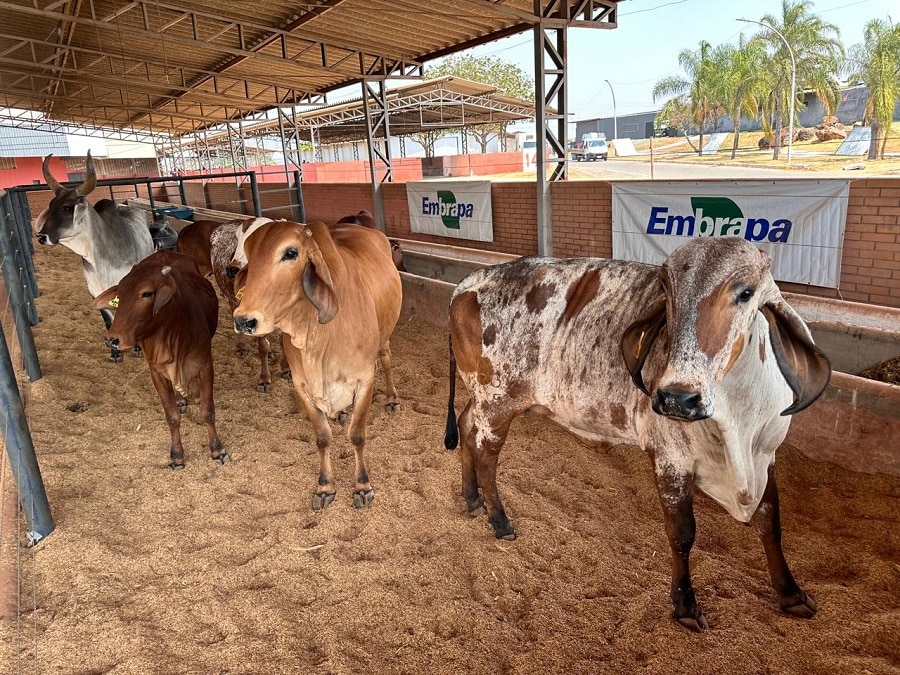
76, 150, 97, 196
42, 155, 63, 194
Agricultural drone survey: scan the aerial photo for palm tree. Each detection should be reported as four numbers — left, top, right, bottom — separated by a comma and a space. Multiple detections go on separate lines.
756, 0, 844, 159
709, 37, 768, 159
844, 18, 900, 159
653, 41, 717, 154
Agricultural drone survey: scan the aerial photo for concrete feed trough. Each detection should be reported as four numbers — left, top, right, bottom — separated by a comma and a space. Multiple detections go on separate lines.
397, 239, 900, 478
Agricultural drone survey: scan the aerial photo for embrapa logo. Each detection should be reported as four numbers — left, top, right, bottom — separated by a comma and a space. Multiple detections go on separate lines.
421, 190, 475, 230
646, 196, 793, 242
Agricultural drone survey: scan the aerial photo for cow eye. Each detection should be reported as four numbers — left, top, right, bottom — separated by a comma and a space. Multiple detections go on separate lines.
737, 288, 755, 303
281, 247, 299, 261
141, 291, 153, 299
62, 205, 74, 213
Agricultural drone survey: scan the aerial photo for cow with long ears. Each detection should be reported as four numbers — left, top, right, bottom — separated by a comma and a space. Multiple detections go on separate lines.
445, 236, 831, 631
36, 151, 154, 361
233, 220, 401, 510
92, 250, 226, 469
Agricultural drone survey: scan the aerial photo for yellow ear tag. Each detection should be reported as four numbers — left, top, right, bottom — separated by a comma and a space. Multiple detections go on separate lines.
108, 296, 119, 308
634, 330, 646, 359
235, 287, 244, 301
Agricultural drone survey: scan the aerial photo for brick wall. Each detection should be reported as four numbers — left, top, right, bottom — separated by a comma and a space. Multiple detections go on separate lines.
15, 175, 900, 308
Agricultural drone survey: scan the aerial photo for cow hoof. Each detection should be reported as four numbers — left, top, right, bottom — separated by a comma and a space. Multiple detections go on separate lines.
132, 346, 143, 358
169, 462, 185, 470
465, 496, 486, 516
336, 411, 349, 425
385, 401, 400, 414
281, 370, 292, 380
257, 382, 271, 393
177, 399, 188, 414
352, 489, 375, 508
491, 521, 517, 540
312, 492, 336, 511
109, 352, 124, 364
781, 591, 817, 618
213, 453, 230, 465
675, 614, 709, 632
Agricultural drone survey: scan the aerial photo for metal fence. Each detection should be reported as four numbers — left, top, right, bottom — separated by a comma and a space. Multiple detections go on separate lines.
0, 188, 53, 545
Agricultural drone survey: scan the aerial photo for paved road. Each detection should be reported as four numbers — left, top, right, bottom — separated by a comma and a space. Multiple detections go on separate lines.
570, 158, 855, 180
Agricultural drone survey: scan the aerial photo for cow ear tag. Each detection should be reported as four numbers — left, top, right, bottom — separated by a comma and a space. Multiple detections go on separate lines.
235, 287, 244, 301
305, 228, 312, 237
108, 296, 119, 308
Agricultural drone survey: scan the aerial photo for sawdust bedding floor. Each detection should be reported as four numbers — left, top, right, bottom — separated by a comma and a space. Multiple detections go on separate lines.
2, 243, 898, 674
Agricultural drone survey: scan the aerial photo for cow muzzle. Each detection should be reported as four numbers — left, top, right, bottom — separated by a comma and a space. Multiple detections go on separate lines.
652, 387, 711, 421
36, 233, 52, 245
233, 315, 258, 335
226, 265, 240, 280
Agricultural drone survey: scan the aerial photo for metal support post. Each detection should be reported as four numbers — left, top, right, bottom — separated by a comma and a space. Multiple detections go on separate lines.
362, 79, 392, 231
293, 170, 306, 223
533, 12, 570, 257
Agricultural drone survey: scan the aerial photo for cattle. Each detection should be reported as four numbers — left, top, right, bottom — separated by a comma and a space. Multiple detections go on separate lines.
199, 218, 290, 392
232, 220, 402, 510
36, 151, 154, 362
444, 237, 831, 631
175, 219, 225, 278
91, 250, 226, 469
336, 209, 406, 272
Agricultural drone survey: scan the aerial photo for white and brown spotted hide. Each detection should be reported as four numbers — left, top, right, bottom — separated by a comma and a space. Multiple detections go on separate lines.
446, 236, 831, 629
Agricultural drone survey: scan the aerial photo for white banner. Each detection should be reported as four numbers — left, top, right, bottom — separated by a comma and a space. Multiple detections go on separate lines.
407, 180, 493, 242
612, 180, 849, 288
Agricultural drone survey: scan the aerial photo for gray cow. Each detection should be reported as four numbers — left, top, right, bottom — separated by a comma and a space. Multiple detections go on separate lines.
36, 151, 154, 361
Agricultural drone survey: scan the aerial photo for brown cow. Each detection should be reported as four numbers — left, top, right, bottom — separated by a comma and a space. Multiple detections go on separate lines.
175, 219, 223, 278
445, 237, 830, 631
233, 220, 402, 509
336, 209, 406, 272
92, 250, 226, 469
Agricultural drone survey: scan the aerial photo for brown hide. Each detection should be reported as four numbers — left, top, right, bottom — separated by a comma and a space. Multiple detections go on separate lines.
176, 220, 226, 278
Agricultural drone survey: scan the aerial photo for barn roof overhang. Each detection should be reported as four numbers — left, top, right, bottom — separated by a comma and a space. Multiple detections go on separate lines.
163, 76, 539, 150
0, 0, 621, 139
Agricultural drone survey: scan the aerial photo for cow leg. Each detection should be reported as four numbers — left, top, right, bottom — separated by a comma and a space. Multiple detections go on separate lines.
100, 308, 123, 363
348, 377, 376, 508
300, 399, 335, 511
752, 463, 817, 618
199, 359, 227, 464
148, 369, 186, 469
256, 336, 272, 393
279, 334, 292, 380
468, 405, 516, 540
653, 464, 707, 632
457, 400, 484, 517
377, 340, 400, 413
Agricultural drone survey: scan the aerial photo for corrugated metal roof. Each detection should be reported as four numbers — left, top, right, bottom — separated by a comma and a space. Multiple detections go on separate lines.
0, 0, 622, 137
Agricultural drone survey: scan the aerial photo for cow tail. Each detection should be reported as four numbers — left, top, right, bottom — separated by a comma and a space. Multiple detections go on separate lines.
444, 333, 460, 450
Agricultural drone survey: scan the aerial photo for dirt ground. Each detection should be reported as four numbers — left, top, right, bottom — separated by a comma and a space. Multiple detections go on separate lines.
1, 242, 898, 675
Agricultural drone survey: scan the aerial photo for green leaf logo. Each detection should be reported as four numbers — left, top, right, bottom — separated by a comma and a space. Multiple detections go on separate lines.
437, 190, 460, 229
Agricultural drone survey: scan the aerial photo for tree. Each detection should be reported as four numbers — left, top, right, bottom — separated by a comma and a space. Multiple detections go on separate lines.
420, 54, 534, 154
844, 18, 900, 159
756, 0, 844, 159
655, 95, 701, 152
708, 36, 768, 159
652, 41, 718, 154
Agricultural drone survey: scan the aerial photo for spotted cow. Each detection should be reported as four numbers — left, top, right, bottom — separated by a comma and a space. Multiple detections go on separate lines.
445, 236, 831, 631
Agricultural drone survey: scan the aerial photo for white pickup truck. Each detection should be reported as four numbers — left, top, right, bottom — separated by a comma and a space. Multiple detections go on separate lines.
570, 134, 608, 161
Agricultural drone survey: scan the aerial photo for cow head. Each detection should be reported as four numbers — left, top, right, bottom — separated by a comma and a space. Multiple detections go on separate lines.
336, 209, 376, 229
91, 258, 177, 350
233, 221, 337, 336
225, 217, 274, 280
621, 237, 830, 421
36, 151, 98, 246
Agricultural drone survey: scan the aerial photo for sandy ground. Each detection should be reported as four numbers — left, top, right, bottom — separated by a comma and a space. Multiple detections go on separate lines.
1, 242, 898, 675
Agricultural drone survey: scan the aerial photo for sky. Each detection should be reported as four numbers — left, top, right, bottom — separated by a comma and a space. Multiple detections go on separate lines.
451, 0, 894, 126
